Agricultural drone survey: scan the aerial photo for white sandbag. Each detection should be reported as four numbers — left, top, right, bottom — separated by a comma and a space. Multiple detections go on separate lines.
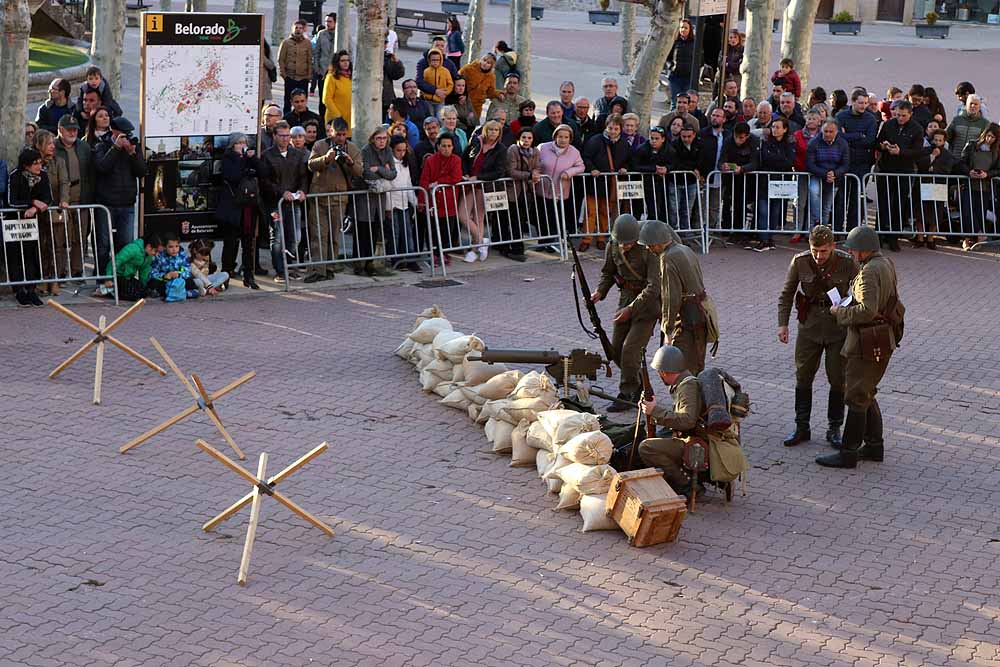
462, 358, 508, 386
512, 371, 557, 400
459, 384, 488, 406
527, 420, 552, 451
394, 337, 415, 360
467, 403, 481, 421
556, 463, 617, 495
424, 357, 454, 378
513, 420, 531, 461
419, 369, 437, 392
413, 304, 445, 328
436, 335, 486, 364
477, 370, 522, 400
478, 398, 511, 424
506, 396, 558, 423
433, 382, 456, 398
579, 494, 618, 532
535, 448, 553, 477
541, 453, 572, 480
410, 317, 452, 344
484, 417, 498, 443
452, 364, 465, 383
510, 422, 538, 467
546, 477, 562, 494
408, 342, 429, 365
490, 419, 515, 453
558, 431, 613, 465
431, 329, 464, 352
416, 348, 437, 371
537, 411, 602, 448
554, 484, 581, 510
440, 387, 470, 410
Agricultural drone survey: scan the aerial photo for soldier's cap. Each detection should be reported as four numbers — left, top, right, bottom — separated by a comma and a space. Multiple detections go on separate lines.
809, 224, 835, 247
611, 213, 640, 244
110, 116, 135, 134
637, 219, 675, 246
651, 345, 687, 373
58, 115, 80, 130
843, 225, 880, 252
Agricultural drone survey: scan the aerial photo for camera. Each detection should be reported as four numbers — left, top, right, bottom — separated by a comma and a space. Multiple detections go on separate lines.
332, 142, 348, 162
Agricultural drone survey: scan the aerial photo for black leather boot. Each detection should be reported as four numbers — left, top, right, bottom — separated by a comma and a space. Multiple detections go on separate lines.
827, 389, 845, 449
783, 385, 812, 447
858, 400, 884, 462
816, 408, 865, 468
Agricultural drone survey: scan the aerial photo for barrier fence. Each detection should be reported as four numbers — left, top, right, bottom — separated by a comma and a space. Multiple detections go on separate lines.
1, 204, 118, 302
431, 174, 563, 276
276, 185, 435, 287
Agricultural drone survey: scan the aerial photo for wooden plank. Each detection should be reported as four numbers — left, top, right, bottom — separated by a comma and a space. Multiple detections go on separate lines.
104, 336, 167, 375
270, 489, 335, 538
49, 338, 97, 379
119, 403, 199, 453
47, 300, 100, 334
93, 315, 106, 405
210, 371, 257, 400
237, 453, 268, 586
150, 337, 199, 399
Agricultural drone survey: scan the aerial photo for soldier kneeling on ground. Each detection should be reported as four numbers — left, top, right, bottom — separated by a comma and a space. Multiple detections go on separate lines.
637, 345, 750, 500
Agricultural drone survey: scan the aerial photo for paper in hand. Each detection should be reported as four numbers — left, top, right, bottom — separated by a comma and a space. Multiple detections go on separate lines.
827, 287, 853, 307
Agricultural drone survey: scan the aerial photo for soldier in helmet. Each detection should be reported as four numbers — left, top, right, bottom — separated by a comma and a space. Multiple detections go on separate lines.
638, 345, 749, 498
591, 214, 661, 410
777, 225, 859, 449
816, 225, 903, 469
637, 219, 719, 375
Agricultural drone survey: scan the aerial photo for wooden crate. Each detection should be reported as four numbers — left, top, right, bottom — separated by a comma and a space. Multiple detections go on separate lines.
605, 468, 687, 547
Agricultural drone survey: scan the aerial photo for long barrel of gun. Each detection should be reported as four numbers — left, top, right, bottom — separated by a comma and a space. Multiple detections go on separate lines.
467, 348, 564, 365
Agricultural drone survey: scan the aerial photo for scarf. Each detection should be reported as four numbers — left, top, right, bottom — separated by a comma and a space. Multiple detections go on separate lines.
24, 172, 41, 189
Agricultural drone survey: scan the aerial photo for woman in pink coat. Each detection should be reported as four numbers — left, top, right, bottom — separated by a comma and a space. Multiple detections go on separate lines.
537, 124, 585, 239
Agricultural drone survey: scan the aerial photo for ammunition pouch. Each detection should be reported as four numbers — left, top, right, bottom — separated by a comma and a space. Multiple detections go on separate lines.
680, 292, 707, 330
794, 290, 832, 324
858, 321, 894, 363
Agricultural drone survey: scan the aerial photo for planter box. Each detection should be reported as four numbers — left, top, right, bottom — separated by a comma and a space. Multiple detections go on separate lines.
916, 23, 950, 38
441, 1, 469, 13
531, 5, 544, 19
829, 21, 861, 35
588, 9, 620, 25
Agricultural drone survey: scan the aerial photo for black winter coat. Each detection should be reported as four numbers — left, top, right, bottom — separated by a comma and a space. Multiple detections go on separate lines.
93, 139, 146, 207
7, 169, 53, 209
875, 118, 924, 173
756, 135, 796, 172
720, 134, 760, 170
216, 149, 264, 227
667, 35, 696, 77
463, 137, 508, 182
671, 137, 703, 173
630, 141, 675, 173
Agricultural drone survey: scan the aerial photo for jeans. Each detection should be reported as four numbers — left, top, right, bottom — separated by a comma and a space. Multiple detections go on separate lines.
95, 206, 134, 283
755, 197, 787, 242
669, 180, 700, 231
389, 208, 417, 258
960, 185, 995, 235
844, 165, 871, 232
807, 176, 840, 228
270, 200, 301, 275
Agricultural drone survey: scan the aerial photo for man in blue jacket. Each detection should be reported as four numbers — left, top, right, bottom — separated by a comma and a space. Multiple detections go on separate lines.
806, 120, 851, 229
835, 89, 878, 231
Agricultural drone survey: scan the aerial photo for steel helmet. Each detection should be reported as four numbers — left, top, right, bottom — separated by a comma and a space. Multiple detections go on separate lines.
611, 214, 640, 244
843, 225, 880, 252
637, 219, 675, 246
650, 345, 687, 373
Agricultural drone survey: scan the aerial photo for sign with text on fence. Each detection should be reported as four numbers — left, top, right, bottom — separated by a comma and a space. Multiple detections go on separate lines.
617, 180, 645, 200
768, 180, 799, 200
697, 0, 729, 15
920, 183, 949, 202
2, 218, 39, 242
484, 191, 509, 212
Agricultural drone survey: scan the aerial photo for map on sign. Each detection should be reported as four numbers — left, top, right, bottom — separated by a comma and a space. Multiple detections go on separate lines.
145, 45, 259, 136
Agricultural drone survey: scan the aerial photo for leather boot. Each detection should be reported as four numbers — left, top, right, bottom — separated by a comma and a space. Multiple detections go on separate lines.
783, 385, 812, 447
816, 408, 865, 468
826, 389, 845, 449
858, 400, 884, 462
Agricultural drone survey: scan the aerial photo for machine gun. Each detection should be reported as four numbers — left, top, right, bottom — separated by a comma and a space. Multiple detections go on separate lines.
569, 243, 617, 366
469, 347, 617, 399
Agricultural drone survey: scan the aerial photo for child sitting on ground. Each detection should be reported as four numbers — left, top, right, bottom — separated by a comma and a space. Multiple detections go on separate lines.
102, 233, 164, 300
187, 239, 229, 296
771, 58, 802, 100
149, 232, 198, 301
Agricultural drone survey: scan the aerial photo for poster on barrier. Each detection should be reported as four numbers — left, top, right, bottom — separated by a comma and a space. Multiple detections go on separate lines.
617, 180, 645, 200
768, 180, 799, 200
920, 183, 949, 202
2, 218, 39, 242
484, 191, 509, 212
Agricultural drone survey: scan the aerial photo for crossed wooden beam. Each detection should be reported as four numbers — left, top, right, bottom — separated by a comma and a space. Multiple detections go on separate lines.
47, 299, 167, 405
196, 439, 334, 586
119, 338, 254, 459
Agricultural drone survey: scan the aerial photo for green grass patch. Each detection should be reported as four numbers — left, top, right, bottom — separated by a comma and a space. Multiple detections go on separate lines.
29, 38, 88, 73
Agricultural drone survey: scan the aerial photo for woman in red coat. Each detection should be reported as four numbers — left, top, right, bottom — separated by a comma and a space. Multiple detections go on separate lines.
419, 132, 464, 266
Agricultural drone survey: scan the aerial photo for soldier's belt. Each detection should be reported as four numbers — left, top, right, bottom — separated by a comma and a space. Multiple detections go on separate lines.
621, 280, 646, 291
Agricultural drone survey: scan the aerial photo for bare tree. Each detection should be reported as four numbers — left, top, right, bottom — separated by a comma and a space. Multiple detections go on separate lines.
740, 0, 775, 103
91, 0, 126, 99
0, 0, 31, 167
780, 0, 820, 92
387, 0, 398, 29
352, 0, 387, 141
160, 0, 173, 10
271, 0, 288, 46
625, 0, 685, 130
620, 2, 637, 75
465, 0, 486, 65
512, 0, 531, 96
335, 0, 351, 52
185, 0, 207, 10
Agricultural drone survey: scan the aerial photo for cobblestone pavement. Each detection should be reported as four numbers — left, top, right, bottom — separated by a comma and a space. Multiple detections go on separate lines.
2, 243, 999, 667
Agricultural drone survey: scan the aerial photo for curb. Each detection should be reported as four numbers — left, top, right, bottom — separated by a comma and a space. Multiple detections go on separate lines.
27, 38, 91, 102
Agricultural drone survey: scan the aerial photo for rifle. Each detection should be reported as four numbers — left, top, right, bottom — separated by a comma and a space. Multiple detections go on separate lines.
469, 347, 609, 390
569, 243, 616, 365
627, 353, 657, 470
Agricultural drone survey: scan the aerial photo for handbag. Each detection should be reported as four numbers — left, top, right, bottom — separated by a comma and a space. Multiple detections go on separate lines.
228, 170, 259, 207
164, 276, 188, 303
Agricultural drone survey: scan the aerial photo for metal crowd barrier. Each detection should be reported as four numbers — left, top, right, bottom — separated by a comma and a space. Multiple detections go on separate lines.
276, 185, 435, 288
863, 172, 999, 241
1, 204, 118, 301
430, 174, 562, 276
557, 170, 705, 252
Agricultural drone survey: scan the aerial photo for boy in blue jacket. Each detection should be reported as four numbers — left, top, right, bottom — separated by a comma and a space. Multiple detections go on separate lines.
149, 233, 198, 300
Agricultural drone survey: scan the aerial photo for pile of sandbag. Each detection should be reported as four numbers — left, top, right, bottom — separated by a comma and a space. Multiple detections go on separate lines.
395, 306, 620, 534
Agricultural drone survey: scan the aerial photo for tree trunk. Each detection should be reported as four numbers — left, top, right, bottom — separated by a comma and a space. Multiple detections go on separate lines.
509, 0, 516, 44
272, 0, 288, 47
512, 0, 531, 96
247, 0, 257, 12
0, 0, 31, 168
740, 0, 775, 103
465, 0, 486, 66
233, 0, 247, 11
160, 0, 173, 10
780, 0, 820, 93
387, 0, 398, 29
352, 0, 387, 142
91, 0, 126, 99
185, 0, 207, 10
626, 0, 685, 131
620, 2, 637, 75
335, 0, 351, 52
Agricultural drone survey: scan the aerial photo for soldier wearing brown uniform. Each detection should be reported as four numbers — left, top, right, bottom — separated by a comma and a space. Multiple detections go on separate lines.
591, 214, 661, 410
817, 225, 904, 469
777, 225, 859, 448
637, 219, 719, 375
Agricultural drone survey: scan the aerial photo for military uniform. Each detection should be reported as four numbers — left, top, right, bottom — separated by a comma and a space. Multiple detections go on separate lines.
777, 248, 859, 443
595, 241, 660, 399
658, 243, 715, 375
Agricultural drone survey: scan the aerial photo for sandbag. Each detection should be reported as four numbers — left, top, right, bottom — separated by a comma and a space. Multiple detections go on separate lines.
459, 384, 489, 406
395, 337, 415, 360
510, 425, 538, 467
415, 349, 437, 371
546, 477, 562, 494
478, 398, 512, 424
452, 364, 465, 383
413, 304, 445, 328
424, 358, 454, 379
542, 453, 572, 480
433, 382, 456, 398
462, 358, 509, 386
537, 410, 602, 448
554, 484, 581, 510
440, 387, 470, 410
535, 448, 552, 477
512, 371, 557, 400
408, 342, 430, 366
559, 431, 613, 465
410, 317, 452, 344
489, 418, 515, 453
431, 329, 464, 352
478, 370, 523, 400
506, 396, 557, 423
467, 403, 481, 421
556, 463, 617, 495
527, 421, 551, 451
513, 420, 531, 461
436, 335, 486, 364
579, 494, 617, 532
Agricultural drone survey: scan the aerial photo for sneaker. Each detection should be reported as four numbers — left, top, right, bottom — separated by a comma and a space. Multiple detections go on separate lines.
186, 289, 200, 299
287, 270, 302, 280
274, 274, 285, 283
463, 250, 478, 263
478, 238, 490, 261
15, 290, 31, 307
28, 291, 44, 307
